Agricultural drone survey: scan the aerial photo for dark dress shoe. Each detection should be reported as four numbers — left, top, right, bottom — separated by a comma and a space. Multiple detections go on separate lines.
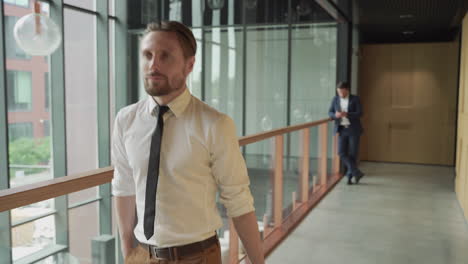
347, 178, 353, 185
355, 171, 365, 184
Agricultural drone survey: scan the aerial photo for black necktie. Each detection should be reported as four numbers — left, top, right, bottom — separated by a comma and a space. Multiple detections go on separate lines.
144, 105, 170, 240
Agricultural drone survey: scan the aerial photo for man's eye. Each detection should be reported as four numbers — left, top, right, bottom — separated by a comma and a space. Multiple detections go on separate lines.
143, 52, 151, 59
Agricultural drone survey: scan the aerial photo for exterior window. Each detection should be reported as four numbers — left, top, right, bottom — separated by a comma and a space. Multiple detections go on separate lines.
7, 70, 33, 112
5, 16, 29, 59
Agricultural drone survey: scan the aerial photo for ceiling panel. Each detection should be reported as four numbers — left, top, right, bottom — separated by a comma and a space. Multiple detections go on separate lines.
356, 0, 468, 43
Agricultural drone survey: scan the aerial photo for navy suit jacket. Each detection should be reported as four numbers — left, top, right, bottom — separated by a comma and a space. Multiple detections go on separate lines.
328, 95, 363, 135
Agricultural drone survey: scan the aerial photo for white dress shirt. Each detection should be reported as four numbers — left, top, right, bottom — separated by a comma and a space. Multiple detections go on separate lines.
340, 97, 351, 126
111, 88, 254, 247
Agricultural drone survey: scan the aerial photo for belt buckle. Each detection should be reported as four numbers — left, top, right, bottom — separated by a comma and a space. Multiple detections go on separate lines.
153, 247, 177, 261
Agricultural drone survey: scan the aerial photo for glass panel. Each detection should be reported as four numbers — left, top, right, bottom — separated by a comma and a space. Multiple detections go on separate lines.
244, 25, 287, 229
290, 0, 335, 23
4, 16, 30, 60
12, 215, 56, 261
188, 0, 203, 27
283, 132, 300, 219
109, 0, 115, 16
64, 8, 98, 203
64, 0, 96, 12
8, 122, 32, 141
203, 0, 243, 26
290, 22, 337, 184
168, 0, 182, 21
290, 23, 337, 125
5, 1, 53, 188
243, 140, 273, 236
245, 25, 288, 136
35, 252, 80, 264
244, 0, 289, 25
69, 202, 99, 264
188, 28, 203, 99
6, 70, 32, 111
11, 199, 54, 226
68, 189, 98, 207
204, 26, 243, 135
3, 0, 29, 8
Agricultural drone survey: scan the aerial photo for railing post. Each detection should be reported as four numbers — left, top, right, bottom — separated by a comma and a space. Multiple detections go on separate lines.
292, 192, 298, 210
92, 235, 115, 264
318, 123, 328, 185
229, 219, 239, 264
273, 135, 283, 227
262, 214, 271, 238
332, 134, 340, 174
299, 128, 310, 202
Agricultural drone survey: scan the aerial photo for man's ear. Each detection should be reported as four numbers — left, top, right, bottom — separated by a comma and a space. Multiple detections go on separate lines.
185, 56, 195, 74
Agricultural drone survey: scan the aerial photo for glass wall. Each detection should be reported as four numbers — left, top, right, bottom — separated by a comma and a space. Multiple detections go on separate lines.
5, 2, 51, 189
0, 0, 118, 263
205, 26, 243, 135
3, 2, 54, 261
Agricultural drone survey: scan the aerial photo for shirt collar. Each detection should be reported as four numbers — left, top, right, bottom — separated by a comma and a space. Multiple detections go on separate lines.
147, 88, 192, 117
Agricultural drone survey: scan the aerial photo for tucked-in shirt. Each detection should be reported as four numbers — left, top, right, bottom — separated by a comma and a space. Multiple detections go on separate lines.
111, 88, 254, 247
340, 97, 351, 126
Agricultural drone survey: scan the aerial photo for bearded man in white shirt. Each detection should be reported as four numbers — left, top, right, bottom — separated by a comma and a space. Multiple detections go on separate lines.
112, 21, 265, 264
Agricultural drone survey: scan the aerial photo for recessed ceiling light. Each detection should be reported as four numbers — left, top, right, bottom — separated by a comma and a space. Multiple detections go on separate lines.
400, 14, 414, 19
403, 31, 415, 35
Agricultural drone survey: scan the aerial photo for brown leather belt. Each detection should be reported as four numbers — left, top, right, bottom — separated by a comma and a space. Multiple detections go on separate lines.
143, 235, 219, 261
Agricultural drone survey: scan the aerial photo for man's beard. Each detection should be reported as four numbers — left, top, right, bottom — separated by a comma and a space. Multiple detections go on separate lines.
144, 74, 185, 97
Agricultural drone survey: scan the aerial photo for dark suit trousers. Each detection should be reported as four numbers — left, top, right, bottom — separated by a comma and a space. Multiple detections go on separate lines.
338, 126, 360, 178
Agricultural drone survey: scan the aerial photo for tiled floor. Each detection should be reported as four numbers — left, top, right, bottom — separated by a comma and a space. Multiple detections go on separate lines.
267, 162, 468, 264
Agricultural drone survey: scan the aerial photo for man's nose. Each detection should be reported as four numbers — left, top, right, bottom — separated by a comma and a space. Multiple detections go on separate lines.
149, 57, 160, 71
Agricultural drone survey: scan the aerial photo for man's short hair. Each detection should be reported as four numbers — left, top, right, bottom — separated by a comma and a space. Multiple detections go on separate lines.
337, 81, 351, 90
144, 21, 197, 58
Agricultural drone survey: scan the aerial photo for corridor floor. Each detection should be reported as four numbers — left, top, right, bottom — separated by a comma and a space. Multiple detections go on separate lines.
267, 162, 468, 264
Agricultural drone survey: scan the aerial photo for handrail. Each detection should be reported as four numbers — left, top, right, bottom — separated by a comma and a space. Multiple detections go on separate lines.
0, 167, 113, 212
0, 117, 332, 213
239, 118, 331, 146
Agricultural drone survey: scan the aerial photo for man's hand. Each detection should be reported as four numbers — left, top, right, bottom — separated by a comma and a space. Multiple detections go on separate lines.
335, 112, 348, 118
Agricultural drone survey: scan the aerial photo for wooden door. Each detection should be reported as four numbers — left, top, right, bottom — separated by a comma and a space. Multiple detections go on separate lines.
359, 42, 458, 165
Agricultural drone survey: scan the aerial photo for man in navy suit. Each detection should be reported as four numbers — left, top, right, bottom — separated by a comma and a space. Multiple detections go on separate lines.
328, 82, 364, 185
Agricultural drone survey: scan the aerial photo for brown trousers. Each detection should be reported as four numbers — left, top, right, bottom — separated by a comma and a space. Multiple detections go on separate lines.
125, 241, 222, 264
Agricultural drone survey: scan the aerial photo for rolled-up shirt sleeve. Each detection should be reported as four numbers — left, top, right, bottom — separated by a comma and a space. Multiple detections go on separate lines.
111, 112, 136, 196
210, 115, 255, 218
